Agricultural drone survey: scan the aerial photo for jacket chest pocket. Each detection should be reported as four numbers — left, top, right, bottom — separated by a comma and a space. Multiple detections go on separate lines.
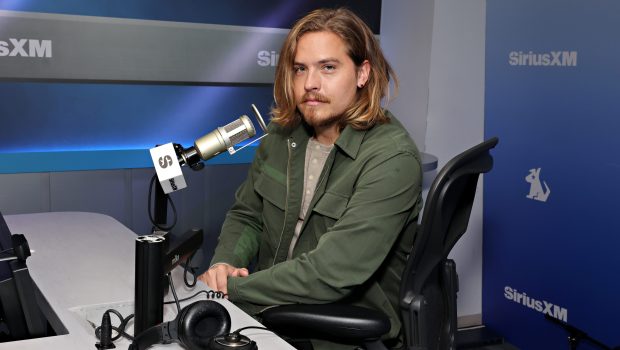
255, 174, 286, 210
311, 191, 349, 237
254, 175, 286, 245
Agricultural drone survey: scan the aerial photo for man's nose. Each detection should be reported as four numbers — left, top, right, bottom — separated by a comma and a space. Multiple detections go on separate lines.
304, 69, 320, 91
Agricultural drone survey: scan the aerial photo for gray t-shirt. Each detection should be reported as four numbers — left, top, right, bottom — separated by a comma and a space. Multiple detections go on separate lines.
287, 138, 333, 259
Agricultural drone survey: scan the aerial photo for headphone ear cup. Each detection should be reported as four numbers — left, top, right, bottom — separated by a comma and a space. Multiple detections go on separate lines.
177, 300, 231, 350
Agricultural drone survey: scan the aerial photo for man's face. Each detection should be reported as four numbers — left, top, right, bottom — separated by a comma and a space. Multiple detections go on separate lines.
293, 31, 367, 129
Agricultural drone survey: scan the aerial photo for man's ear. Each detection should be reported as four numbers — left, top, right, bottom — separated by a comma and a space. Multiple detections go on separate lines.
357, 60, 370, 88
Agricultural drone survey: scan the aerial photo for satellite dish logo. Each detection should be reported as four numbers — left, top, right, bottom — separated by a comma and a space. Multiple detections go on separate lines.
526, 168, 550, 202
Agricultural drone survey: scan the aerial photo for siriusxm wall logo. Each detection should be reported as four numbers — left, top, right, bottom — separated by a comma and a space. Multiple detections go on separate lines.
526, 168, 551, 202
509, 51, 577, 67
257, 50, 279, 67
504, 286, 568, 322
0, 39, 52, 58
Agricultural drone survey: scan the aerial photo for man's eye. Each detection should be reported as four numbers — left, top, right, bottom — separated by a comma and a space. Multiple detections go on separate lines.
294, 66, 306, 74
323, 65, 335, 71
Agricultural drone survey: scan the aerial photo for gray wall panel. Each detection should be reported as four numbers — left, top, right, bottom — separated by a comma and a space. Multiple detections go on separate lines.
49, 170, 132, 228
130, 168, 158, 236
171, 169, 209, 235
197, 164, 250, 271
0, 172, 51, 214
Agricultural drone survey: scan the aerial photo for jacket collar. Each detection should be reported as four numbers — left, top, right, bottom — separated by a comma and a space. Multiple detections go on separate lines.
334, 125, 366, 160
286, 120, 367, 160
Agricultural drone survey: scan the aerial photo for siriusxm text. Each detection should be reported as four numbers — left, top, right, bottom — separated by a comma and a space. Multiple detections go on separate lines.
504, 286, 568, 322
508, 51, 577, 67
168, 178, 179, 191
0, 39, 52, 58
257, 50, 279, 67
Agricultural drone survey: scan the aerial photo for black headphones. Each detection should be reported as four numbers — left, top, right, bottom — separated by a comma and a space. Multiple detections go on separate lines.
130, 300, 257, 350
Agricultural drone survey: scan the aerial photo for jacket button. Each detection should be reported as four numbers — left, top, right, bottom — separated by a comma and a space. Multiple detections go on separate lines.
291, 142, 297, 148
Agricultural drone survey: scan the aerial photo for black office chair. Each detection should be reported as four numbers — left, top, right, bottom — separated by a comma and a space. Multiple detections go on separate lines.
262, 137, 499, 350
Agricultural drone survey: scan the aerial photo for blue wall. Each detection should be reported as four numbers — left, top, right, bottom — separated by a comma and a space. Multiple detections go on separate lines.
484, 1, 620, 349
0, 0, 381, 30
0, 83, 271, 172
0, 0, 381, 173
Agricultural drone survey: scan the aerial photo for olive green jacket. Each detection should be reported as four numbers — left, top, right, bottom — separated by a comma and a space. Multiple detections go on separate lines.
211, 111, 422, 343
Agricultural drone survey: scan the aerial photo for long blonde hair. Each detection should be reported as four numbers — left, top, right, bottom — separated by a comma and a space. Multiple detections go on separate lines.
270, 8, 398, 130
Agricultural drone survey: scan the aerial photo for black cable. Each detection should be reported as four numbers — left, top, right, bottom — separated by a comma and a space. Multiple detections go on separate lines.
166, 273, 182, 313
94, 309, 135, 342
183, 251, 198, 288
233, 326, 270, 334
147, 174, 178, 232
163, 290, 226, 304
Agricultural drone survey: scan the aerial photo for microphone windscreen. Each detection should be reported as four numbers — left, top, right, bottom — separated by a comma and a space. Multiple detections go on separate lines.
221, 115, 256, 146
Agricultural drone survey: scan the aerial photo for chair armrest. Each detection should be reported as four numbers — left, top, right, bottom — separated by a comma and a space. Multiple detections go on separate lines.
261, 304, 390, 342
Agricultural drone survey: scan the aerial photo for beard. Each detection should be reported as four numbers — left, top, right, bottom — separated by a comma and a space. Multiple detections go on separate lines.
297, 92, 344, 128
302, 108, 343, 128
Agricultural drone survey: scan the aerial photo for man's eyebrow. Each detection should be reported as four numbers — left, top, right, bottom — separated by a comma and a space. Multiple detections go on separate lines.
318, 58, 341, 64
294, 58, 342, 66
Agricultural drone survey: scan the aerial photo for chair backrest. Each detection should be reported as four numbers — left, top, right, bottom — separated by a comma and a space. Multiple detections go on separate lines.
399, 137, 498, 350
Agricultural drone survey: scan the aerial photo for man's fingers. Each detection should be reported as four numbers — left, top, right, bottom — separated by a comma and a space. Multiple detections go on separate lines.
216, 264, 233, 293
199, 264, 248, 294
201, 271, 217, 291
230, 267, 249, 277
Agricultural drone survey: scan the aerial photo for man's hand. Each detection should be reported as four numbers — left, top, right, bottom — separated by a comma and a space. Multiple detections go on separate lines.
198, 263, 249, 295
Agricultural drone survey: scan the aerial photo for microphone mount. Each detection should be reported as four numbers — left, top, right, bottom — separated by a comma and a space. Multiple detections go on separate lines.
173, 143, 204, 171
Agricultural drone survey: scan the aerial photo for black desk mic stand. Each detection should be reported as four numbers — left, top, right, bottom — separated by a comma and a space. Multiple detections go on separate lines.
134, 171, 171, 336
152, 181, 168, 233
134, 234, 165, 336
135, 154, 205, 336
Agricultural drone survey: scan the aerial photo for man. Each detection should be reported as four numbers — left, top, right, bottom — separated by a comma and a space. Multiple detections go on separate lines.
199, 8, 422, 349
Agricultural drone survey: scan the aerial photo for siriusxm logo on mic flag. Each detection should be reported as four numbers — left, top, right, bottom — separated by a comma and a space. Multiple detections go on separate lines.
149, 143, 187, 194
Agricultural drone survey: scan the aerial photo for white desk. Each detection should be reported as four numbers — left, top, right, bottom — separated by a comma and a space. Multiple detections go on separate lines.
2, 211, 294, 350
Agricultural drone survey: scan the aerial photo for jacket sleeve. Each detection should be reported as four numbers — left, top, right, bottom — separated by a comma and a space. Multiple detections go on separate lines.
227, 152, 422, 306
209, 143, 266, 269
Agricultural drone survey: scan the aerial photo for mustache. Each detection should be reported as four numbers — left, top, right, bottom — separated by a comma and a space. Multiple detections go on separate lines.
302, 92, 330, 103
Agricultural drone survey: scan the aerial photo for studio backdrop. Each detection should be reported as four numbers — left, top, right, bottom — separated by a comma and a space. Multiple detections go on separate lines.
483, 1, 620, 349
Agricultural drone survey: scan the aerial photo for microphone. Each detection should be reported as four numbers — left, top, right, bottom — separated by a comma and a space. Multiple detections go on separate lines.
178, 115, 256, 169
149, 105, 268, 194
